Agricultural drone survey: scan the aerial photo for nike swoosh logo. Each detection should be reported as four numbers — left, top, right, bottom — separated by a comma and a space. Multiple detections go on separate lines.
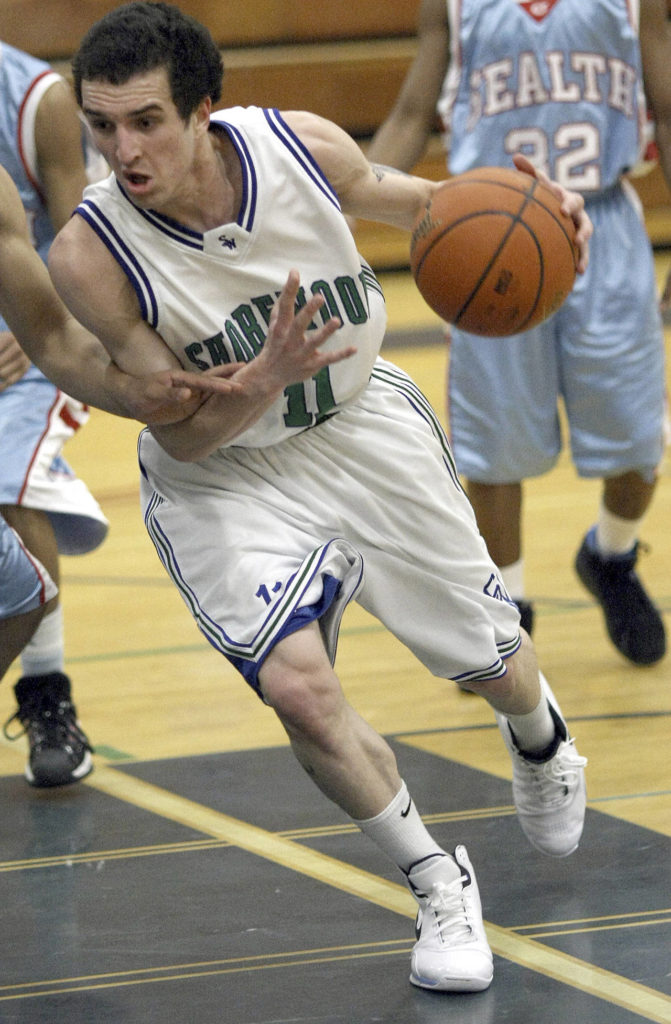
401, 798, 413, 818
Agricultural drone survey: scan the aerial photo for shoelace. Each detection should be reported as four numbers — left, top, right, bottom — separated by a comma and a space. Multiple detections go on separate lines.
425, 876, 473, 943
522, 740, 587, 807
3, 701, 88, 749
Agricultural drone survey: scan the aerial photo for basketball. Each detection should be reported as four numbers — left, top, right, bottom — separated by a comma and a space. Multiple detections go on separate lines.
409, 166, 579, 337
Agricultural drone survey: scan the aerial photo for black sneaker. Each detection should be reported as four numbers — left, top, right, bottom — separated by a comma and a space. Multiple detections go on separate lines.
575, 532, 666, 666
3, 673, 94, 787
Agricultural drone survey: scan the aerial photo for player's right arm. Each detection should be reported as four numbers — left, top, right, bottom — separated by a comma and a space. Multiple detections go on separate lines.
49, 216, 353, 461
365, 0, 450, 172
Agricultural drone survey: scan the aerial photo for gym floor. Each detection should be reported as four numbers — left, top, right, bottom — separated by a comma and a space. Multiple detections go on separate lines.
1, 262, 670, 1024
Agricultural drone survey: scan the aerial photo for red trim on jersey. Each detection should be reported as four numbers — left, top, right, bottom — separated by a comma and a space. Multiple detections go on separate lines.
16, 389, 61, 504
59, 404, 85, 432
15, 530, 48, 605
16, 69, 53, 202
518, 0, 560, 21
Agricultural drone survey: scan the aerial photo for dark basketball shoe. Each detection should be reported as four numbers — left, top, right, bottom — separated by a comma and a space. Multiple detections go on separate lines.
4, 673, 93, 787
515, 599, 535, 636
575, 531, 666, 666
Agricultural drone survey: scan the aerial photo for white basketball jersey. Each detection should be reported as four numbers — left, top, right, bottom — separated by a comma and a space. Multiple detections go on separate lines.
77, 106, 387, 448
439, 0, 646, 192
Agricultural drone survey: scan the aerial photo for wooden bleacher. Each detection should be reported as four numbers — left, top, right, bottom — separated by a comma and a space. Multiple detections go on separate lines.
0, 0, 668, 269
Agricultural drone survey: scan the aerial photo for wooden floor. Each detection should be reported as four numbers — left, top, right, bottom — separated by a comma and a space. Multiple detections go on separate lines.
1, 257, 670, 1023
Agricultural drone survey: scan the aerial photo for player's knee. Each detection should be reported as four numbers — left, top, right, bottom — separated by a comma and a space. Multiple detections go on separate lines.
261, 660, 343, 737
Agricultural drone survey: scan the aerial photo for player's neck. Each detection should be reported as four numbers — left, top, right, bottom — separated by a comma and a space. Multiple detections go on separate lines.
157, 133, 242, 233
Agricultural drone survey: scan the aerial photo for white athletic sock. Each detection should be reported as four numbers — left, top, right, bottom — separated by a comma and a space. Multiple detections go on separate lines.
20, 605, 65, 677
594, 503, 641, 556
499, 557, 525, 600
504, 678, 556, 756
353, 781, 459, 882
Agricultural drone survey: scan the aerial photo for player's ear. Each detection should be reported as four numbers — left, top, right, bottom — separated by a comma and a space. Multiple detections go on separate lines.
193, 96, 212, 135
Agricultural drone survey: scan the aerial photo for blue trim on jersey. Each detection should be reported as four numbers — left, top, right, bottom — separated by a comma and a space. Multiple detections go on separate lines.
130, 205, 204, 250
217, 120, 257, 230
113, 178, 204, 248
76, 200, 159, 327
263, 108, 341, 212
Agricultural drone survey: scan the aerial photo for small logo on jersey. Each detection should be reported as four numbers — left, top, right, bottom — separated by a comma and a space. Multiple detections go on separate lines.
516, 0, 559, 21
218, 234, 237, 250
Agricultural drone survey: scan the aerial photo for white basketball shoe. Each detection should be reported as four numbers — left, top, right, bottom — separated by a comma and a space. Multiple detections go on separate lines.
408, 846, 493, 992
496, 676, 587, 857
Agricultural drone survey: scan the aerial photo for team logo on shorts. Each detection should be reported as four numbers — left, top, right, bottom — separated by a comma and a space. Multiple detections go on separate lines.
483, 572, 515, 606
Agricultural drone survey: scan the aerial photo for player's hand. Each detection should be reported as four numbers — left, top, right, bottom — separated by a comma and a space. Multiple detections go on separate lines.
255, 269, 356, 388
512, 153, 592, 274
108, 364, 244, 424
0, 331, 31, 391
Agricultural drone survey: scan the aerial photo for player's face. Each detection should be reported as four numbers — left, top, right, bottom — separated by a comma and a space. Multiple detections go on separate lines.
81, 67, 209, 213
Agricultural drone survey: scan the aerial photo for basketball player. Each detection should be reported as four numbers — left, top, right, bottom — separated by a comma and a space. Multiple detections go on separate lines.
0, 38, 111, 786
367, 0, 670, 666
0, 513, 58, 683
48, 2, 591, 992
0, 157, 242, 765
0, 38, 236, 787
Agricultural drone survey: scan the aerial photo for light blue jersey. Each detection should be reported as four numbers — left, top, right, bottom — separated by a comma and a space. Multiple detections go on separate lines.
0, 41, 108, 552
440, 0, 666, 483
439, 0, 646, 191
0, 42, 60, 270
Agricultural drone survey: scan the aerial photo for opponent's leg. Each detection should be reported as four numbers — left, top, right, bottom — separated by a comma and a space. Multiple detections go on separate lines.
466, 480, 534, 634
0, 504, 93, 787
575, 470, 665, 665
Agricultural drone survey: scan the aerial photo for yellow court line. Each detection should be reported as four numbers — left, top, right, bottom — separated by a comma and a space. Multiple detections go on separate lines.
87, 766, 671, 1024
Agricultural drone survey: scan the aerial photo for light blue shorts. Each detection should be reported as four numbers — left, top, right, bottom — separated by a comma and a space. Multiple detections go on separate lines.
447, 184, 666, 483
0, 513, 57, 618
0, 366, 108, 554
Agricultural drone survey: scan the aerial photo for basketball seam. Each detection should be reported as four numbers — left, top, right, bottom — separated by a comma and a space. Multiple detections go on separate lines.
437, 177, 577, 264
414, 177, 576, 333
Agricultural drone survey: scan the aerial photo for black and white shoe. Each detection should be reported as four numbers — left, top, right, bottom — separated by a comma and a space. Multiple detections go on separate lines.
4, 673, 93, 787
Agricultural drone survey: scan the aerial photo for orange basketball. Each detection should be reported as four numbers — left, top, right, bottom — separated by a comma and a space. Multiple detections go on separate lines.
410, 166, 579, 337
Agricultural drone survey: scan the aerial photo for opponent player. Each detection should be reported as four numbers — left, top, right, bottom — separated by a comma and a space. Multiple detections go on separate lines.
49, 2, 591, 993
366, 0, 670, 665
0, 514, 57, 683
0, 143, 242, 785
0, 38, 110, 786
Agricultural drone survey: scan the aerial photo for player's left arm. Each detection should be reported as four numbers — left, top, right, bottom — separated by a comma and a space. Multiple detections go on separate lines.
639, 0, 671, 304
284, 110, 438, 230
286, 110, 592, 271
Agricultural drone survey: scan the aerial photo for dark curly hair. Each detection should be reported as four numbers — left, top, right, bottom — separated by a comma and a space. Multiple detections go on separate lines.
72, 2, 224, 120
